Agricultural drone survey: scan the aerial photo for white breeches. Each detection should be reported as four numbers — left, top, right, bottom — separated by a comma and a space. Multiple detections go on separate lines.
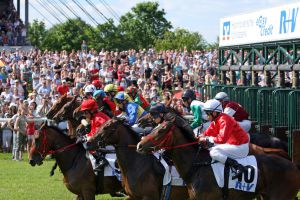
209, 143, 249, 164
237, 120, 251, 133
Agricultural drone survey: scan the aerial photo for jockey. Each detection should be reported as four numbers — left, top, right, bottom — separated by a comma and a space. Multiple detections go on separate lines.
127, 86, 150, 111
148, 103, 195, 140
215, 92, 251, 133
84, 84, 96, 99
77, 98, 111, 171
182, 89, 210, 134
114, 91, 147, 126
103, 84, 121, 116
199, 99, 249, 179
93, 90, 113, 118
77, 99, 110, 142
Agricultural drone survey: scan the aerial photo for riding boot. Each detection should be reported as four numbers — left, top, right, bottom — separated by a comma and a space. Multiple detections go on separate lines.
225, 158, 244, 179
93, 154, 108, 172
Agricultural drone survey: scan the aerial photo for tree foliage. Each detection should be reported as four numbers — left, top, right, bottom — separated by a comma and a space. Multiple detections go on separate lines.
42, 19, 94, 51
119, 2, 172, 49
28, 20, 46, 48
28, 2, 217, 51
155, 28, 207, 51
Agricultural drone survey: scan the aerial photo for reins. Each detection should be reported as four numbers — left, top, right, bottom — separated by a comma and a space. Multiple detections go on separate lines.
147, 125, 199, 150
34, 129, 78, 158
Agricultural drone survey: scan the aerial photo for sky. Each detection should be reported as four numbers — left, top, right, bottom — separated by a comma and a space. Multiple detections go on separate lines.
14, 0, 300, 43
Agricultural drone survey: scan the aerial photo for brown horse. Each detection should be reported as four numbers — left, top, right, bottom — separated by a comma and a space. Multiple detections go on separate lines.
46, 94, 74, 119
52, 96, 83, 138
87, 118, 189, 200
138, 114, 289, 159
29, 124, 123, 200
136, 121, 300, 200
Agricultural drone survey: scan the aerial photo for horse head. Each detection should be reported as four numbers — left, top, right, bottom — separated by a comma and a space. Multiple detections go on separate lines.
137, 121, 175, 154
73, 103, 83, 121
53, 96, 80, 122
86, 118, 125, 150
29, 123, 54, 166
46, 94, 73, 119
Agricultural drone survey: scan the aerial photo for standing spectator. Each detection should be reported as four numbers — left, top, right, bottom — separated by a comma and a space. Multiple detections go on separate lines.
14, 108, 27, 161
57, 79, 69, 95
26, 110, 35, 159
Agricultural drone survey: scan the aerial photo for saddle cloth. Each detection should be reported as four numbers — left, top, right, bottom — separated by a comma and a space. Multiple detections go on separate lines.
88, 145, 122, 181
211, 155, 258, 192
153, 152, 185, 186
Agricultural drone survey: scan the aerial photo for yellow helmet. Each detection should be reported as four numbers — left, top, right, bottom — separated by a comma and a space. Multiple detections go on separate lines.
104, 84, 117, 93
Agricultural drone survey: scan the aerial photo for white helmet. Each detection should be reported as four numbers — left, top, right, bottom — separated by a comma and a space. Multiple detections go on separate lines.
203, 99, 223, 113
84, 84, 96, 94
215, 92, 229, 101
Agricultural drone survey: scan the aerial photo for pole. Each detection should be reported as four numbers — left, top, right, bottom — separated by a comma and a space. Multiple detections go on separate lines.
25, 0, 29, 28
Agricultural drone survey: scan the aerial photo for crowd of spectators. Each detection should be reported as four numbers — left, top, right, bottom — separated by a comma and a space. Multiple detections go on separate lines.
0, 1, 27, 46
0, 45, 219, 159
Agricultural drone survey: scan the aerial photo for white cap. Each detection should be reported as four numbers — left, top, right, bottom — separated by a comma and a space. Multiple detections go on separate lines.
203, 99, 223, 113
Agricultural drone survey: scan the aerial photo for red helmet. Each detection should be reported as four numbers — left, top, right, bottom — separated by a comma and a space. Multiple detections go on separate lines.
92, 80, 102, 89
117, 86, 124, 92
81, 99, 98, 112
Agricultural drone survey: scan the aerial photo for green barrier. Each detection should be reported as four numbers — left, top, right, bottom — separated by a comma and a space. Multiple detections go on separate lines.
288, 91, 300, 157
244, 87, 260, 121
221, 85, 236, 101
270, 89, 293, 140
211, 85, 224, 99
202, 84, 214, 101
232, 86, 250, 106
256, 88, 274, 134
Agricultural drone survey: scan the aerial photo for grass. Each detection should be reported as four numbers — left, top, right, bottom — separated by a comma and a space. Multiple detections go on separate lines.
1, 153, 299, 200
0, 153, 124, 200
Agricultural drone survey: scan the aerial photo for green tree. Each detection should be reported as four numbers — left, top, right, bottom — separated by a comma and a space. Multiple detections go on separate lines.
207, 36, 219, 50
90, 19, 126, 51
42, 18, 95, 51
155, 28, 207, 51
119, 1, 172, 49
28, 20, 47, 48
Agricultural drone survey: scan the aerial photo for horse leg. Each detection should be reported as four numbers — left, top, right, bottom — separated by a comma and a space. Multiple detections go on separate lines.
75, 195, 83, 200
81, 191, 95, 200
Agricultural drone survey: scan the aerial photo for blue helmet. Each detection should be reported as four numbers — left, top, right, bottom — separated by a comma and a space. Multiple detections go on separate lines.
114, 92, 126, 101
93, 90, 106, 98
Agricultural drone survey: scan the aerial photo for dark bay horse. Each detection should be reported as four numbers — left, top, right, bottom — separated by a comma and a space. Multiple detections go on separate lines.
138, 114, 289, 158
29, 124, 123, 200
46, 94, 74, 119
136, 121, 300, 200
87, 118, 189, 200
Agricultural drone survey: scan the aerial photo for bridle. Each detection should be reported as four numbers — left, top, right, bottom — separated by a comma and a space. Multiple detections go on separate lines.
145, 125, 199, 151
33, 128, 77, 159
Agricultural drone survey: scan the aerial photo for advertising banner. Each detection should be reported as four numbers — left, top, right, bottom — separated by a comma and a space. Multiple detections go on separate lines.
219, 3, 300, 47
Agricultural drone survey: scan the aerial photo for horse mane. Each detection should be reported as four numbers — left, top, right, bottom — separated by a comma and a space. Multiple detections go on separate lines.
45, 124, 74, 142
102, 117, 141, 141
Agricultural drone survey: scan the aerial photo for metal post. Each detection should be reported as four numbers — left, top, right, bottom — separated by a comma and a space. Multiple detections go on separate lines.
292, 71, 299, 88
25, 0, 29, 28
17, 0, 20, 17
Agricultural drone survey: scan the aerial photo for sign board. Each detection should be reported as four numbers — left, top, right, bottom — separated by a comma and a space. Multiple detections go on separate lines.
219, 2, 300, 47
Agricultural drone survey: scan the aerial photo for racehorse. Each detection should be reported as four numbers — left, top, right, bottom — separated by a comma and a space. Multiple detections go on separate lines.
138, 114, 289, 157
29, 123, 123, 200
136, 121, 300, 200
46, 94, 74, 119
87, 118, 189, 200
52, 96, 82, 138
